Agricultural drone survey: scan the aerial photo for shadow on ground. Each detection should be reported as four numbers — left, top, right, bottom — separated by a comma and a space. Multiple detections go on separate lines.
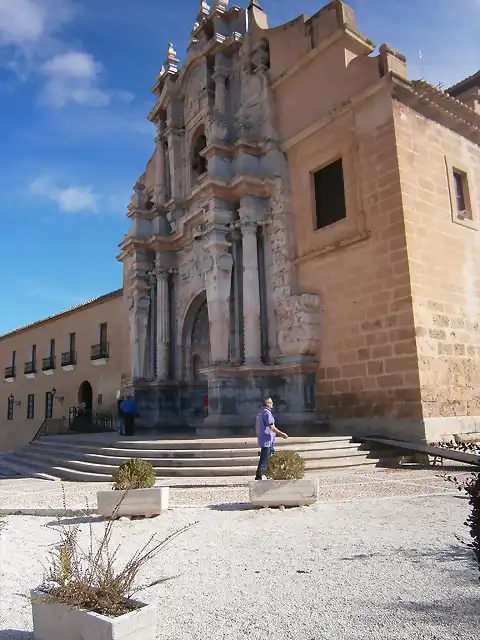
0, 631, 33, 639
209, 502, 257, 511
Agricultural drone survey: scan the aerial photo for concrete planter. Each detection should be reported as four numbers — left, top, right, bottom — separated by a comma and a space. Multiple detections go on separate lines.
97, 487, 169, 519
249, 478, 319, 507
31, 589, 156, 640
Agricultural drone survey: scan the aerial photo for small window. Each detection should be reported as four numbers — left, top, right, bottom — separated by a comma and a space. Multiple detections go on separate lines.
97, 393, 103, 405
7, 396, 14, 420
452, 169, 470, 218
45, 391, 53, 419
27, 394, 35, 420
313, 158, 347, 230
99, 322, 108, 346
192, 134, 207, 181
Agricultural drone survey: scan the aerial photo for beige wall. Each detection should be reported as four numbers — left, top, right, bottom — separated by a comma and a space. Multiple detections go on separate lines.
285, 84, 423, 439
394, 101, 480, 439
0, 291, 124, 452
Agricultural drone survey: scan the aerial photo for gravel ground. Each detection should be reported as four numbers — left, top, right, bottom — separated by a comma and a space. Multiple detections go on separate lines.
0, 469, 479, 640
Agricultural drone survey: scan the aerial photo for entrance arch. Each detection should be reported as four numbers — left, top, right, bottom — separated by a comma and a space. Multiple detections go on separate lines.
78, 380, 93, 416
181, 291, 211, 381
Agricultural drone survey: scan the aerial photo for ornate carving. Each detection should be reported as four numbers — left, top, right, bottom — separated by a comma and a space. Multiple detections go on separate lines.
251, 40, 270, 74
277, 294, 321, 357
154, 267, 169, 281
213, 0, 228, 12
216, 252, 233, 271
193, 239, 214, 276
206, 110, 228, 143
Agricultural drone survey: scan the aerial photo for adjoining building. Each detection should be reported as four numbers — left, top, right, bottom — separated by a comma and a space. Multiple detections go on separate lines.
2, 1, 480, 452
0, 290, 123, 452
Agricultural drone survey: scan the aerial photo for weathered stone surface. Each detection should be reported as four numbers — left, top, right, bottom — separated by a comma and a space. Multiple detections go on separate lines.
31, 590, 156, 640
97, 487, 169, 518
249, 479, 319, 507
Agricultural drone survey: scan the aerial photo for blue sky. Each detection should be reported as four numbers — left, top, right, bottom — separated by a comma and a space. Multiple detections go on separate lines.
0, 0, 478, 335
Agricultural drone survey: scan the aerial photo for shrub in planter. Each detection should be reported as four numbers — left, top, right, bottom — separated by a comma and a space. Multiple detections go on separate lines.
112, 458, 156, 491
250, 451, 316, 507
266, 450, 306, 480
31, 517, 197, 640
98, 459, 166, 519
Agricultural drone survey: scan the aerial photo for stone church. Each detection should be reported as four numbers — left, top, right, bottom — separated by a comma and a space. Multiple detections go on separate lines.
120, 1, 321, 434
116, 0, 480, 443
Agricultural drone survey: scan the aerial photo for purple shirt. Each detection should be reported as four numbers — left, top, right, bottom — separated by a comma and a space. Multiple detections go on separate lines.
255, 407, 276, 448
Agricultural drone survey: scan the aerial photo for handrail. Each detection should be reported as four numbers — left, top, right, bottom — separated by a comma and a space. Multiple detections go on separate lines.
30, 419, 48, 443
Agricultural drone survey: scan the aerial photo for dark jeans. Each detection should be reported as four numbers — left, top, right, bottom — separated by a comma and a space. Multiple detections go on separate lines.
255, 446, 275, 480
124, 413, 135, 436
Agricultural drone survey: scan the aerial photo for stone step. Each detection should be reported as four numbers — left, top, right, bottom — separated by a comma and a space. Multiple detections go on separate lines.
16, 445, 373, 472
26, 439, 362, 460
0, 455, 59, 481
34, 434, 352, 451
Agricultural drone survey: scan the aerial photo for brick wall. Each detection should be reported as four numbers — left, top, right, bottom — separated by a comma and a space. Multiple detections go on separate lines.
290, 88, 424, 439
394, 101, 480, 439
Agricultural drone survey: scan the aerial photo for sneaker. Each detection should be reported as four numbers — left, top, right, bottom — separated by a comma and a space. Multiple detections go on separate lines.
261, 475, 267, 480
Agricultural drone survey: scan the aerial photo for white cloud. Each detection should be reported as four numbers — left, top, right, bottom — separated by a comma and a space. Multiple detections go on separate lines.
30, 176, 99, 213
0, 0, 46, 44
39, 51, 110, 108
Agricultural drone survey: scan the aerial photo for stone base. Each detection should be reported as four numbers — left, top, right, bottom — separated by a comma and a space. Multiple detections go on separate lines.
97, 487, 170, 519
249, 478, 319, 507
199, 362, 322, 437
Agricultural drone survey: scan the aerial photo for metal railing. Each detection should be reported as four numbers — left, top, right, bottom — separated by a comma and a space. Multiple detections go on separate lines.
30, 419, 48, 443
24, 361, 36, 375
4, 365, 15, 379
42, 356, 56, 371
61, 351, 77, 366
91, 343, 109, 360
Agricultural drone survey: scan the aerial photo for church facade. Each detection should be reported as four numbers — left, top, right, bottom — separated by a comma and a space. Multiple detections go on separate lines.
120, 1, 322, 435
119, 0, 480, 442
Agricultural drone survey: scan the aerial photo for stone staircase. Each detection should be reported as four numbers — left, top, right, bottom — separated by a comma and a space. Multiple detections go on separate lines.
0, 434, 399, 482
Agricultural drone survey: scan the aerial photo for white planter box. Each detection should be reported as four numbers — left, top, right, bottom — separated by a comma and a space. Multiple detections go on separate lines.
97, 487, 169, 519
249, 478, 319, 507
31, 589, 156, 640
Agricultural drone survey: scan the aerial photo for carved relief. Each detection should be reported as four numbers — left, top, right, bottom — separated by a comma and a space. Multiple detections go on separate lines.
216, 252, 233, 271
131, 182, 152, 210
277, 294, 321, 357
193, 237, 214, 275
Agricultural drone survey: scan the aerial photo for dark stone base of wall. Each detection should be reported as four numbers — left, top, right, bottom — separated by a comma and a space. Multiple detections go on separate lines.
128, 362, 328, 438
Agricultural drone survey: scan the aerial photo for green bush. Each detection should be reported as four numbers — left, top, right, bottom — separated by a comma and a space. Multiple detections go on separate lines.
266, 450, 305, 480
112, 458, 156, 491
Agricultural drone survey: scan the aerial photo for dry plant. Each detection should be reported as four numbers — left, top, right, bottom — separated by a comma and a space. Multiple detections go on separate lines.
36, 485, 197, 617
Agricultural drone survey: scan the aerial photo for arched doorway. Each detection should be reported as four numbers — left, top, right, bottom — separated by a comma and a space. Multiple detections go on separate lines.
78, 381, 93, 417
181, 292, 211, 423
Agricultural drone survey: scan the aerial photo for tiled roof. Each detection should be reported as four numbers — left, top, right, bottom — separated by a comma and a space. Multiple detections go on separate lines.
446, 70, 480, 97
0, 289, 123, 341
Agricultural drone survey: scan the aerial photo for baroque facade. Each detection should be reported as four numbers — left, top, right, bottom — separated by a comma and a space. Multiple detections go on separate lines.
119, 1, 321, 434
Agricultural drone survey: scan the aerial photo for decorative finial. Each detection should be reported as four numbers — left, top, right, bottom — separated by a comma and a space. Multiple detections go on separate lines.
200, 1, 211, 17
163, 43, 179, 76
213, 0, 229, 12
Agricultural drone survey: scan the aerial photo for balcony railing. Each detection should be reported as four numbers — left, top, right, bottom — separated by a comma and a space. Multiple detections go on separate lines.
61, 351, 77, 367
24, 361, 36, 375
91, 343, 109, 361
42, 356, 56, 371
4, 365, 15, 379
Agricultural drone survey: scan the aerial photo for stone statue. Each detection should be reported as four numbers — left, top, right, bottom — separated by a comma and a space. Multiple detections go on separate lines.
131, 182, 149, 209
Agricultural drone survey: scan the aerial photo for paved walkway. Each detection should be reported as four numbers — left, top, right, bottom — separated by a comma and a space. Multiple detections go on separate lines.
0, 467, 472, 515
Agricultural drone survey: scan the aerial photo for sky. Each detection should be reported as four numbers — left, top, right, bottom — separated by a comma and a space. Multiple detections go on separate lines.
0, 0, 478, 335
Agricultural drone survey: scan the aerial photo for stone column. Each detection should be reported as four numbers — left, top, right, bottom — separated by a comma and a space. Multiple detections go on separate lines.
155, 257, 170, 381
129, 293, 150, 380
203, 227, 233, 365
154, 120, 166, 206
166, 126, 183, 200
239, 219, 262, 364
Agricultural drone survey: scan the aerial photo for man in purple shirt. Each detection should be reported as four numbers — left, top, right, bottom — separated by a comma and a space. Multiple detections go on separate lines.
254, 397, 288, 480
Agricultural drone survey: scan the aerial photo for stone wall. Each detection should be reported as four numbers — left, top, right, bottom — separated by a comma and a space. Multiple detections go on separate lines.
289, 87, 424, 440
394, 101, 480, 440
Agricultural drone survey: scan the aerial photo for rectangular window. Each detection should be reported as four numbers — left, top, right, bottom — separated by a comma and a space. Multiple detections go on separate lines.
50, 339, 55, 358
453, 170, 468, 215
32, 344, 36, 368
313, 158, 347, 230
97, 393, 103, 405
69, 332, 76, 353
7, 396, 14, 420
99, 323, 108, 346
11, 350, 16, 367
27, 394, 35, 420
45, 391, 53, 419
